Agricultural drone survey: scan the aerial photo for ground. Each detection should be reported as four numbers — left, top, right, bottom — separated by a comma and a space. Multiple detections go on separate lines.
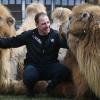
0, 94, 92, 100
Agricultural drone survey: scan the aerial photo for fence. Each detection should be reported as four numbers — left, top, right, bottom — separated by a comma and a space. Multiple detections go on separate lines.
0, 0, 86, 27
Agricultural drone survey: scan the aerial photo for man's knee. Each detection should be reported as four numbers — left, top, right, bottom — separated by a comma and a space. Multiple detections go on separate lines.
23, 65, 39, 87
54, 63, 71, 81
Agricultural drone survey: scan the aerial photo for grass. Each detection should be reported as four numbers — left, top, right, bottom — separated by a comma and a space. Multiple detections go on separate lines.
0, 93, 74, 100
0, 93, 96, 100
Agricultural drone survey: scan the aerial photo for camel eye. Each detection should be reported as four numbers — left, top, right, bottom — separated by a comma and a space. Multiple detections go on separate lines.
7, 17, 15, 26
80, 12, 90, 21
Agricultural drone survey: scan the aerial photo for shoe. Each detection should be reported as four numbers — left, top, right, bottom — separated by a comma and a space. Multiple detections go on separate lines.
26, 89, 34, 97
47, 81, 55, 96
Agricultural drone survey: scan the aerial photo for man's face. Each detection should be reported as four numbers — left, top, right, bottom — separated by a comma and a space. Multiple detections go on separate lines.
36, 15, 50, 35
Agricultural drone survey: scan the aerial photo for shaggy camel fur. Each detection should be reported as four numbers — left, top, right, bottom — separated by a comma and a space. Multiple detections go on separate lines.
60, 4, 100, 99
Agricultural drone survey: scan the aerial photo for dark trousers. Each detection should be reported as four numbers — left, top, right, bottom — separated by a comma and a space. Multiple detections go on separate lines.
23, 63, 71, 90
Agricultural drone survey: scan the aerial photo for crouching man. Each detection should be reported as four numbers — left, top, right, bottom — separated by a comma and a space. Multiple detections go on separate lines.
0, 12, 71, 97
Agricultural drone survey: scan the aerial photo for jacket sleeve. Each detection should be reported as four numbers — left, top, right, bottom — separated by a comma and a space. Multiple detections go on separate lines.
54, 30, 69, 49
0, 30, 32, 48
56, 31, 69, 49
59, 36, 69, 49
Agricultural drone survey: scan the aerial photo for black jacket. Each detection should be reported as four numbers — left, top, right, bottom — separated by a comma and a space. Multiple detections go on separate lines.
0, 28, 68, 65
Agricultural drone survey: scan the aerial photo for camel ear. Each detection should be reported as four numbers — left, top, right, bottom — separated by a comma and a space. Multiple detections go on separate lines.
80, 12, 90, 22
7, 17, 15, 26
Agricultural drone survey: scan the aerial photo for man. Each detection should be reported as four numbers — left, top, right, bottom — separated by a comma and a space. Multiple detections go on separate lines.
0, 12, 71, 96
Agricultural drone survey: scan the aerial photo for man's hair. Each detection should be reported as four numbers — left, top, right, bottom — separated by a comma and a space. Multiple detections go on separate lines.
35, 12, 47, 24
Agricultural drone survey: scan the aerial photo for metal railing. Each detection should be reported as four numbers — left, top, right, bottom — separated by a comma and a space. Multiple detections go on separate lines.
2, 0, 86, 27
